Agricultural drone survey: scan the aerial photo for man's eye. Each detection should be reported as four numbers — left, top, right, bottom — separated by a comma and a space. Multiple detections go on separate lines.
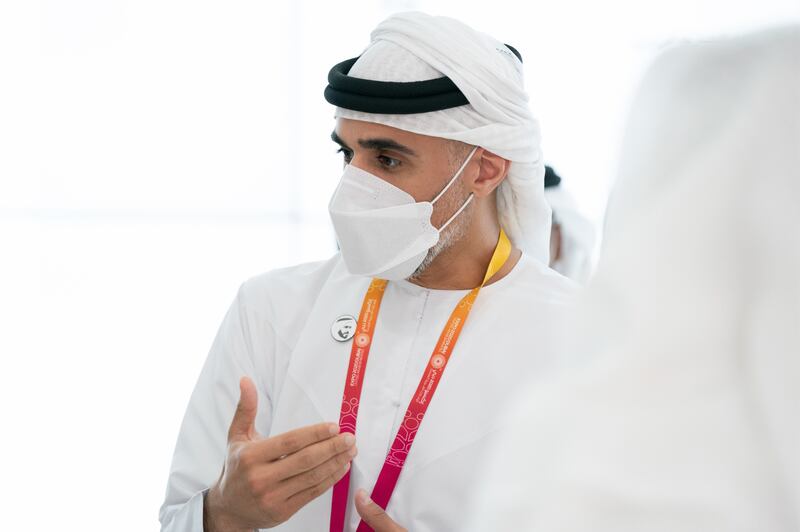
378, 155, 401, 169
337, 148, 353, 163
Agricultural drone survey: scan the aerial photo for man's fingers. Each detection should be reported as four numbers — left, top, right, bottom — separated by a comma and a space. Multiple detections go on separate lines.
355, 490, 406, 532
277, 444, 357, 498
283, 461, 351, 516
252, 422, 342, 462
227, 376, 259, 443
271, 432, 356, 480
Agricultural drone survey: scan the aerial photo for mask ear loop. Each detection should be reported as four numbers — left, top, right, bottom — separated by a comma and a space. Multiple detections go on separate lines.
430, 146, 480, 205
438, 193, 474, 232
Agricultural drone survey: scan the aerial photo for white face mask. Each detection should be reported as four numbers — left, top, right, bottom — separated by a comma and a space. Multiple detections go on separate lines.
329, 146, 478, 280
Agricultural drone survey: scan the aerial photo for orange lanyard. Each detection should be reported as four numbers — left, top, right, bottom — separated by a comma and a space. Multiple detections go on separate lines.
330, 229, 512, 532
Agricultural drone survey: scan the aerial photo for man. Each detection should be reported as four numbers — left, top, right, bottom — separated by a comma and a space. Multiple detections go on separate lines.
469, 26, 800, 531
544, 165, 595, 284
160, 11, 574, 532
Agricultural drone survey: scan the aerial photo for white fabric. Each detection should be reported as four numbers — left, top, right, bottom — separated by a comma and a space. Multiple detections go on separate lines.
334, 11, 551, 264
545, 186, 596, 284
159, 253, 575, 531
469, 26, 800, 531
328, 147, 477, 280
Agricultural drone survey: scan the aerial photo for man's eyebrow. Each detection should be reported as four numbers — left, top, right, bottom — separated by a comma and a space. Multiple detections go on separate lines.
330, 130, 418, 157
357, 137, 417, 157
330, 130, 349, 148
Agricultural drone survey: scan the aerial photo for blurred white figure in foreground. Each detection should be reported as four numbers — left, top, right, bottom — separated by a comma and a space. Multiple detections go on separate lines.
470, 26, 800, 531
544, 165, 596, 283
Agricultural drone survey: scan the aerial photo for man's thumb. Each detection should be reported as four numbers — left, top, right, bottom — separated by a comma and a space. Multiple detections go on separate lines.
355, 489, 401, 531
228, 376, 259, 442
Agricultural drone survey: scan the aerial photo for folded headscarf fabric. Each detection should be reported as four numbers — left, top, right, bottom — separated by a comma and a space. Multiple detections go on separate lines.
331, 11, 551, 264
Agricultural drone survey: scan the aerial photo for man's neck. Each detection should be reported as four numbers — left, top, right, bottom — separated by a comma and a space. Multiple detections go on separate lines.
408, 219, 522, 290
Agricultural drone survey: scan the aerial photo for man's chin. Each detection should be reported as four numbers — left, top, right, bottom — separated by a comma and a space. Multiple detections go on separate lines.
407, 251, 437, 281
408, 235, 451, 281
407, 209, 472, 281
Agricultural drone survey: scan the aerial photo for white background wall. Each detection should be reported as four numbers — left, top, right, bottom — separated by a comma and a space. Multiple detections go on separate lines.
1, 0, 798, 529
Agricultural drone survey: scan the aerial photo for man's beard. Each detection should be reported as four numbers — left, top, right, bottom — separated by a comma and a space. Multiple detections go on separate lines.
408, 187, 473, 280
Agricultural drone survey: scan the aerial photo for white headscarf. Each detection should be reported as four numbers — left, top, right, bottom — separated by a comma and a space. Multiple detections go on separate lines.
469, 26, 800, 531
334, 11, 551, 264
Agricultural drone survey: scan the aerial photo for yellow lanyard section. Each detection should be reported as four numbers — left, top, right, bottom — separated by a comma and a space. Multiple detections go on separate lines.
480, 228, 512, 286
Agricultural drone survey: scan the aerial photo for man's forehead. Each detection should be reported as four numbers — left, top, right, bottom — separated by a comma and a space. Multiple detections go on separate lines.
335, 117, 440, 145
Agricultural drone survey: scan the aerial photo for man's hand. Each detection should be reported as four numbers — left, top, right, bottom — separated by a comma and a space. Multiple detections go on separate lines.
354, 489, 407, 532
204, 377, 357, 532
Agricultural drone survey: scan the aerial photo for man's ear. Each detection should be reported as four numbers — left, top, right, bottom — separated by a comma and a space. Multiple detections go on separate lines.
468, 149, 511, 198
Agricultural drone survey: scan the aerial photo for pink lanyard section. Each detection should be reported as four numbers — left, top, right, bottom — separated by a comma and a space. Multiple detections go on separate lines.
330, 230, 512, 532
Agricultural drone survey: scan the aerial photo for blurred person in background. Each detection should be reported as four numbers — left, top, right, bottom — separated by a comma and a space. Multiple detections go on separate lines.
544, 165, 596, 283
469, 26, 800, 531
160, 11, 575, 532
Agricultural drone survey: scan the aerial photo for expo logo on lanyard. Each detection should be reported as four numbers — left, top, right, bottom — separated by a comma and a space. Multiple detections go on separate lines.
330, 230, 512, 532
